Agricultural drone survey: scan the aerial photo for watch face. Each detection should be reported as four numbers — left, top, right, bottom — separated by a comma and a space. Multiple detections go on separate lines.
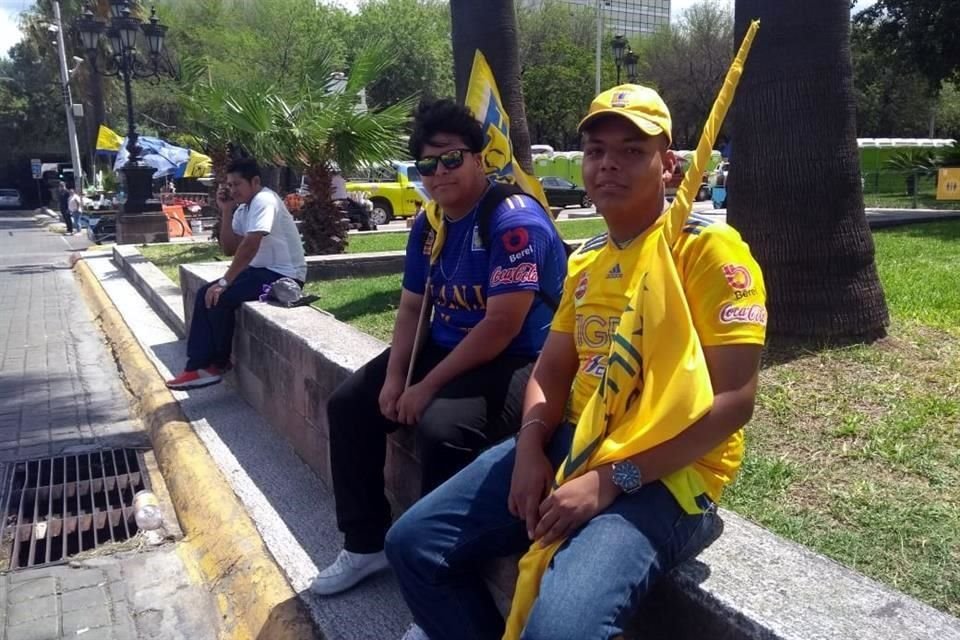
613, 462, 642, 493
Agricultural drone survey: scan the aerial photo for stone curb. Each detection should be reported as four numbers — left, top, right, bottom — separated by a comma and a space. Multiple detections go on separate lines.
73, 258, 320, 640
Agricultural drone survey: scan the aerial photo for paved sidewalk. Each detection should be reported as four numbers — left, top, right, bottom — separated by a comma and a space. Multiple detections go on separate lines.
0, 216, 144, 463
83, 240, 412, 637
0, 212, 218, 640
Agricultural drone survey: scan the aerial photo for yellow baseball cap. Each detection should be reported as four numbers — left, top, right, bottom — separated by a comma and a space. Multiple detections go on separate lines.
578, 84, 672, 145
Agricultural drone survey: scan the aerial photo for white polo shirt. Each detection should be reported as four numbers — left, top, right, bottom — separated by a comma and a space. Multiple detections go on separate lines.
232, 187, 307, 282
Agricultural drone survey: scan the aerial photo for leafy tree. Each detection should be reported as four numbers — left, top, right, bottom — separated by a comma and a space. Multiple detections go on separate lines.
348, 0, 454, 106
516, 0, 597, 150
635, 0, 733, 150
854, 1, 960, 137
180, 47, 414, 255
730, 0, 888, 342
854, 1, 960, 94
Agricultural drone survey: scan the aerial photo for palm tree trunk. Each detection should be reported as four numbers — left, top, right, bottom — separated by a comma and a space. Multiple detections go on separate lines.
450, 0, 534, 172
730, 0, 888, 342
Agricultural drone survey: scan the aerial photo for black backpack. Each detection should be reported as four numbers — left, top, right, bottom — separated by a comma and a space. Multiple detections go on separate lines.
423, 182, 574, 310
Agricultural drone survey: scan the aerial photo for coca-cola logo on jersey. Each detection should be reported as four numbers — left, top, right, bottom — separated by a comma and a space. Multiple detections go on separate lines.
718, 303, 767, 326
490, 263, 539, 287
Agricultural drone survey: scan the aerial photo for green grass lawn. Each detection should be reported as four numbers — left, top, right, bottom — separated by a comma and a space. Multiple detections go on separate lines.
139, 218, 610, 285
140, 220, 960, 615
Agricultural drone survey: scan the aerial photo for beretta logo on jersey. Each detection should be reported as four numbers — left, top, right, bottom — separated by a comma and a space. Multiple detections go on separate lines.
722, 264, 752, 290
574, 271, 589, 301
722, 263, 758, 299
501, 227, 530, 253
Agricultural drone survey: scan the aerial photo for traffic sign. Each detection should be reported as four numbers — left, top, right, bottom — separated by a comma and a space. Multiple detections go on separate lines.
937, 168, 960, 201
30, 158, 42, 180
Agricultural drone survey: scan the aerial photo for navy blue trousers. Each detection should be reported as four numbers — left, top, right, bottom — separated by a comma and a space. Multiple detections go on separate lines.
185, 267, 286, 371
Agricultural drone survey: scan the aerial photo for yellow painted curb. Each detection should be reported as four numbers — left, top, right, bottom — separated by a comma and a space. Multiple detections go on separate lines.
74, 258, 320, 640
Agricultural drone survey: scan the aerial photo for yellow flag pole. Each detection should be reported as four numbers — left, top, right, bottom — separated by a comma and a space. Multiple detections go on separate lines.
664, 19, 760, 246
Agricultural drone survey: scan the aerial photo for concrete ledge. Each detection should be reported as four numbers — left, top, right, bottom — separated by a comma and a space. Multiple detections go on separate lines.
305, 250, 404, 281
112, 245, 186, 337
176, 262, 960, 639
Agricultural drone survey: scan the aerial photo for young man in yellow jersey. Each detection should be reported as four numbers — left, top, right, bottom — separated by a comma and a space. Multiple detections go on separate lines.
385, 85, 766, 640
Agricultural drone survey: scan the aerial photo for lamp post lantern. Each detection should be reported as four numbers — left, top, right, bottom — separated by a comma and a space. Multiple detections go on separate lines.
75, 1, 177, 244
624, 49, 639, 84
611, 34, 627, 85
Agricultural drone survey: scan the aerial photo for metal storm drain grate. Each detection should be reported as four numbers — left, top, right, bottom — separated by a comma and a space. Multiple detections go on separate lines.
0, 449, 152, 570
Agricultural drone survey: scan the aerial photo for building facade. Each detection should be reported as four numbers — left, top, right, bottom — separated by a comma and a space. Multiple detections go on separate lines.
521, 0, 671, 37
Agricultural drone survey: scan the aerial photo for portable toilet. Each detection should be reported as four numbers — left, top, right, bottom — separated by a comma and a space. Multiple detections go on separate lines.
552, 153, 571, 183
533, 154, 553, 179
569, 152, 585, 187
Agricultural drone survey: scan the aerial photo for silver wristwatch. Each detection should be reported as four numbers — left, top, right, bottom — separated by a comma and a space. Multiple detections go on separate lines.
611, 461, 643, 494
217, 278, 229, 289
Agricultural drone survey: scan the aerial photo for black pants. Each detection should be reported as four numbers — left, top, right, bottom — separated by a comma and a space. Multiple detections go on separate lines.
328, 342, 534, 553
60, 209, 74, 233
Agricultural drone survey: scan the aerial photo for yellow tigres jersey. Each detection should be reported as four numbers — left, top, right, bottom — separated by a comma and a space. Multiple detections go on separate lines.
551, 212, 767, 503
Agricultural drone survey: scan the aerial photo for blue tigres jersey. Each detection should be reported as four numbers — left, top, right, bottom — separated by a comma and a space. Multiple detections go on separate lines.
402, 192, 568, 357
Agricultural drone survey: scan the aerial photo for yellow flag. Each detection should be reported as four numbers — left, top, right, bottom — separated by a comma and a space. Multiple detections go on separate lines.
425, 50, 552, 264
183, 151, 213, 178
95, 125, 124, 153
502, 19, 761, 639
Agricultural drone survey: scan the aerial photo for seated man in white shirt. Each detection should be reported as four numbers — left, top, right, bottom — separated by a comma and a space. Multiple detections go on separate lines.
166, 157, 307, 390
330, 169, 349, 201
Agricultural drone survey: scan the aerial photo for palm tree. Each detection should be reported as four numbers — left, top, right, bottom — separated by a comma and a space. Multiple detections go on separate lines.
729, 0, 888, 342
179, 47, 413, 254
450, 0, 534, 172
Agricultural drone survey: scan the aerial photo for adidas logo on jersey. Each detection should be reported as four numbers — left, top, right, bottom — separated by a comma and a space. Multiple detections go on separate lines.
607, 263, 623, 279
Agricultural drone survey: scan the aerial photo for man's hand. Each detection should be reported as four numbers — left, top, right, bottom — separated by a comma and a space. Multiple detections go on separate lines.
395, 380, 438, 426
205, 283, 225, 309
378, 373, 406, 422
533, 466, 619, 546
508, 440, 555, 540
217, 185, 235, 210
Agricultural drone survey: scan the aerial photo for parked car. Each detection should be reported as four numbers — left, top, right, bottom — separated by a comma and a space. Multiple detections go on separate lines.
345, 161, 426, 225
0, 188, 23, 209
666, 157, 712, 202
82, 192, 118, 211
539, 176, 591, 209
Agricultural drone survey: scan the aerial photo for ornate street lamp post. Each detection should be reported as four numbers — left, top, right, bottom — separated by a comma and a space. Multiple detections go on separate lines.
624, 49, 639, 84
75, 1, 177, 244
611, 34, 627, 85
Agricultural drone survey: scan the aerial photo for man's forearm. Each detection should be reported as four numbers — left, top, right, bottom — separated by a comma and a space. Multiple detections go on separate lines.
386, 305, 421, 380
219, 206, 241, 255
624, 390, 755, 486
516, 365, 571, 451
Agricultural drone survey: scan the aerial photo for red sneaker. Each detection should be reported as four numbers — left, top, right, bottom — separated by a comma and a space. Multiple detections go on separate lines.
165, 367, 223, 390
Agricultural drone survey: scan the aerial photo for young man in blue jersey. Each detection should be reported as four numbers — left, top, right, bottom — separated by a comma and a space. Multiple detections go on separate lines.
312, 99, 568, 596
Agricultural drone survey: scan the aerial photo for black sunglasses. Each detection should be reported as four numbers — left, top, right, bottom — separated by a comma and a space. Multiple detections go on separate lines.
415, 149, 472, 176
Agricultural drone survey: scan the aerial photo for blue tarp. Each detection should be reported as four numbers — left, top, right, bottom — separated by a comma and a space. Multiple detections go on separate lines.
113, 135, 190, 179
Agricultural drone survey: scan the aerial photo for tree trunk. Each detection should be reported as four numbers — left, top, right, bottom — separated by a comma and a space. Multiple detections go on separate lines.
450, 0, 534, 172
730, 0, 888, 342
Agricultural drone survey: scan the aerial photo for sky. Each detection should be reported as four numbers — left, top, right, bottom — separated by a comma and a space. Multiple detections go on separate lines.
1, 0, 876, 59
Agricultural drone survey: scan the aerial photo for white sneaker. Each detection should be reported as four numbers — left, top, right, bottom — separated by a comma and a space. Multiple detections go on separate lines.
310, 549, 389, 595
400, 623, 430, 640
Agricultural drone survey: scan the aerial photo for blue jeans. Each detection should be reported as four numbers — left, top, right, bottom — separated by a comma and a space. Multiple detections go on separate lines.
385, 424, 720, 640
72, 211, 83, 232
185, 267, 287, 371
